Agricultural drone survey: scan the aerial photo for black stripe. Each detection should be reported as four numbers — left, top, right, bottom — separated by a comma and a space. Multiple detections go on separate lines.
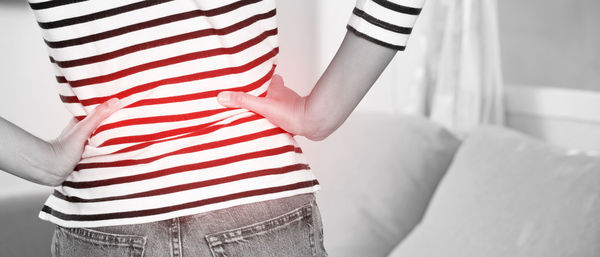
38, 0, 174, 29
49, 9, 276, 68
352, 8, 412, 34
346, 25, 406, 51
372, 0, 422, 15
44, 0, 264, 49
41, 180, 319, 221
29, 0, 90, 10
63, 28, 277, 88
67, 142, 297, 187
53, 163, 310, 203
55, 76, 68, 83
70, 46, 278, 106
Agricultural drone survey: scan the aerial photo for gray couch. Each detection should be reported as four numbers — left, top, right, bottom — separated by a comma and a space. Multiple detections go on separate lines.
0, 112, 462, 257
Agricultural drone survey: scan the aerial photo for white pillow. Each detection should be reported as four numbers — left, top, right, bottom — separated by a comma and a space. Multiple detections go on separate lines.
298, 112, 460, 257
389, 126, 600, 257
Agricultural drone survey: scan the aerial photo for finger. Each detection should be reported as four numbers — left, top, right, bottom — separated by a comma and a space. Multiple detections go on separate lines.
72, 98, 122, 141
217, 91, 285, 120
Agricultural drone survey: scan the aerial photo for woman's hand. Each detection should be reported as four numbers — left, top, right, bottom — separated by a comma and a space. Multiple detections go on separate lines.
217, 32, 398, 142
217, 75, 324, 140
0, 98, 122, 186
46, 98, 122, 184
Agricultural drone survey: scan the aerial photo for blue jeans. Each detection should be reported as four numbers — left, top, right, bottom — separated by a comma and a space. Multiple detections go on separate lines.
51, 193, 327, 257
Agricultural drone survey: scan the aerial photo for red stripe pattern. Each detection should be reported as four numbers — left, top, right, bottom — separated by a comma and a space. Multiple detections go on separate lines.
31, 0, 424, 228
30, 0, 320, 228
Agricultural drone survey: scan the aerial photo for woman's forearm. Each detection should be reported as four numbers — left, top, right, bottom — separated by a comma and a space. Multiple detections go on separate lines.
0, 98, 121, 186
0, 117, 62, 185
302, 32, 397, 140
215, 32, 398, 141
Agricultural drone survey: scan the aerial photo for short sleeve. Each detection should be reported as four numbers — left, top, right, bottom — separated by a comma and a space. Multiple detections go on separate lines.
347, 0, 425, 50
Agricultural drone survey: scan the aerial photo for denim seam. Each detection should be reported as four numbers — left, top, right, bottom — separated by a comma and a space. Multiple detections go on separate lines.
58, 226, 146, 248
205, 203, 313, 247
309, 201, 316, 257
52, 226, 60, 257
56, 226, 146, 257
170, 217, 182, 257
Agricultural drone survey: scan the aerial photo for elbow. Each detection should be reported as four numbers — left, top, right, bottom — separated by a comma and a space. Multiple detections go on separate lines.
305, 132, 329, 142
301, 118, 336, 142
298, 97, 344, 141
45, 180, 62, 187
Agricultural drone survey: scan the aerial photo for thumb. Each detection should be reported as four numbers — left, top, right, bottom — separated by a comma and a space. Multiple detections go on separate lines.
266, 74, 286, 99
72, 98, 122, 142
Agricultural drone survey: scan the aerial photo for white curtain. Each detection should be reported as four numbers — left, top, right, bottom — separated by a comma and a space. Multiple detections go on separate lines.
401, 0, 505, 138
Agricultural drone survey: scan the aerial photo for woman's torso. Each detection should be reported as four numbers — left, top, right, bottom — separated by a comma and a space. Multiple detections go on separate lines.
29, 0, 319, 228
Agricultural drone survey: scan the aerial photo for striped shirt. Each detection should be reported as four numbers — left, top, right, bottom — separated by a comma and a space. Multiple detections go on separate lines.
29, 0, 424, 228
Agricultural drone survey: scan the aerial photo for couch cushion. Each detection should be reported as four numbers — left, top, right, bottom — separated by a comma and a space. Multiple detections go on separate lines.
297, 112, 460, 257
389, 126, 600, 257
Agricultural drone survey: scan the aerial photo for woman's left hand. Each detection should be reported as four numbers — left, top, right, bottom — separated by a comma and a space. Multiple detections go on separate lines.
47, 98, 122, 184
217, 75, 317, 139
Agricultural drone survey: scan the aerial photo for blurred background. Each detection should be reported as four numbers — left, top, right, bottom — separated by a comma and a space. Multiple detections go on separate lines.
0, 0, 599, 204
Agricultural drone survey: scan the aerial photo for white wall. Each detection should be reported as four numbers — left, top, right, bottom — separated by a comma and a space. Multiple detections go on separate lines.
499, 0, 600, 91
0, 3, 69, 198
273, 0, 320, 96
498, 0, 600, 150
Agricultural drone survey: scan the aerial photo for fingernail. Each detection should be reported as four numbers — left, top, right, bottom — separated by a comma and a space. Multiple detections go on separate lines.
107, 98, 121, 108
218, 92, 231, 104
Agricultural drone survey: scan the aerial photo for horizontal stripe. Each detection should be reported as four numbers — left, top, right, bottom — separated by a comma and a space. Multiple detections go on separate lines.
59, 94, 80, 104
75, 127, 289, 171
92, 108, 229, 137
72, 122, 295, 182
42, 180, 319, 221
372, 0, 422, 15
44, 0, 263, 49
50, 12, 275, 77
68, 47, 278, 106
38, 0, 174, 29
126, 64, 274, 108
97, 109, 249, 147
347, 25, 406, 51
71, 143, 301, 187
111, 114, 263, 154
64, 28, 277, 88
352, 8, 412, 34
50, 169, 314, 213
29, 0, 90, 10
51, 21, 276, 85
91, 89, 267, 147
54, 163, 309, 203
56, 76, 67, 83
70, 65, 273, 130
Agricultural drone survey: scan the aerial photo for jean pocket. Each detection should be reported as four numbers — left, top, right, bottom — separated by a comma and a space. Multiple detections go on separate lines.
52, 226, 146, 257
205, 202, 319, 257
